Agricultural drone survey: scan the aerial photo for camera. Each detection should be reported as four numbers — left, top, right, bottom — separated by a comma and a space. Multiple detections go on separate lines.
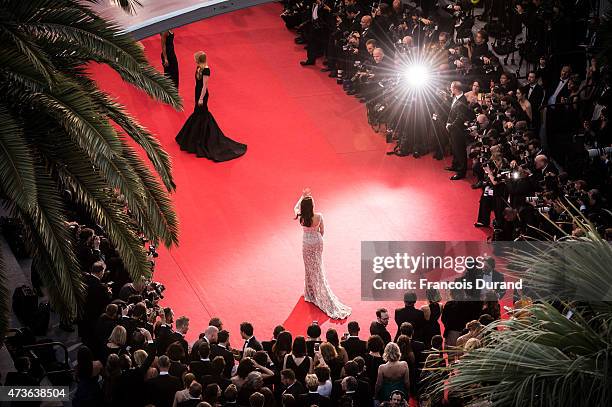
455, 37, 472, 46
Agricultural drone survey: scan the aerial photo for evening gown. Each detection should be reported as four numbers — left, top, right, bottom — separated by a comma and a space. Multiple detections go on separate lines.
161, 31, 179, 88
175, 67, 247, 161
297, 203, 351, 319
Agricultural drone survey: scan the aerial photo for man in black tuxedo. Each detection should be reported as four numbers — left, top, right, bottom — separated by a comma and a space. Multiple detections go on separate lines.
119, 302, 154, 347
446, 81, 471, 180
240, 321, 263, 355
394, 292, 426, 342
299, 373, 331, 407
330, 361, 370, 406
169, 316, 190, 357
189, 340, 214, 382
155, 307, 175, 355
545, 65, 572, 155
369, 308, 392, 344
93, 303, 118, 359
210, 329, 235, 378
525, 71, 544, 111
177, 381, 203, 407
145, 355, 182, 407
191, 325, 219, 361
300, 0, 332, 65
341, 321, 367, 360
280, 369, 306, 398
78, 260, 112, 348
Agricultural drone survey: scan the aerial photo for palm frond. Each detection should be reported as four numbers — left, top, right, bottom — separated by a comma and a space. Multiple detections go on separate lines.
0, 246, 9, 347
13, 170, 84, 322
0, 104, 37, 209
121, 141, 179, 246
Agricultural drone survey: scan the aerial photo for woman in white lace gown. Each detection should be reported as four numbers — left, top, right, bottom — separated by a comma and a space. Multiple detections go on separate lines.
294, 189, 351, 320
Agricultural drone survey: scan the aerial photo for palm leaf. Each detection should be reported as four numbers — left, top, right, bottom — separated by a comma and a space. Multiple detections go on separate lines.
0, 247, 9, 347
0, 104, 37, 209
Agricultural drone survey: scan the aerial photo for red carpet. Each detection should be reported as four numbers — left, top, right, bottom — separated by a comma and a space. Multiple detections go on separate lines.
93, 3, 485, 342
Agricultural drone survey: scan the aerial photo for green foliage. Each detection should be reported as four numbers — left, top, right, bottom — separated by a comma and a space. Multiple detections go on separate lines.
0, 0, 181, 337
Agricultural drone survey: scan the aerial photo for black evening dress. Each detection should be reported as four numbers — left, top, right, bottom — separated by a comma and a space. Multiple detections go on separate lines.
175, 67, 247, 161
162, 31, 179, 88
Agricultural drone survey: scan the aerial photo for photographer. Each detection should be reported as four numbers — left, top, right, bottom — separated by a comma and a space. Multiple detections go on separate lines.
474, 144, 509, 228
300, 0, 333, 66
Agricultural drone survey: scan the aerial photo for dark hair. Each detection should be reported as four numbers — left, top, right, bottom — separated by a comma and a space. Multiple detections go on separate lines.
240, 322, 254, 336
367, 335, 384, 353
204, 384, 220, 403
212, 356, 226, 375
166, 342, 186, 361
208, 317, 222, 329
199, 341, 211, 359
254, 351, 269, 367
281, 369, 296, 381
353, 356, 365, 371
292, 336, 307, 357
14, 356, 31, 372
325, 329, 340, 348
296, 197, 314, 227
431, 335, 443, 349
476, 29, 489, 42
347, 321, 360, 334
314, 365, 330, 382
218, 330, 230, 344
237, 358, 256, 379
272, 331, 293, 359
158, 355, 170, 369
344, 360, 359, 377
375, 308, 388, 318
399, 322, 414, 337
273, 325, 285, 339
396, 335, 415, 366
307, 323, 321, 338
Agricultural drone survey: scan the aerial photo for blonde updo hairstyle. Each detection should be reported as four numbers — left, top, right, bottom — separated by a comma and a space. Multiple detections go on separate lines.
194, 51, 207, 65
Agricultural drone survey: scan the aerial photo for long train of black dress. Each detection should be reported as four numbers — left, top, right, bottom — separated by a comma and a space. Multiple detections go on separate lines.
162, 31, 179, 88
175, 67, 247, 161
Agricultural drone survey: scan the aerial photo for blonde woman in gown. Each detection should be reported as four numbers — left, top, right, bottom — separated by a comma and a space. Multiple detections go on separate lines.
294, 188, 351, 320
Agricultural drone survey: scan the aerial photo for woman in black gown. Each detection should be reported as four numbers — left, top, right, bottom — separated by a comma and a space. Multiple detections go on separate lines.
175, 51, 247, 161
160, 31, 179, 88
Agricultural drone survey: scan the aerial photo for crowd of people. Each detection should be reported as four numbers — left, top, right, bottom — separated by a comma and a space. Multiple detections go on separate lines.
281, 0, 611, 238
4, 1, 611, 407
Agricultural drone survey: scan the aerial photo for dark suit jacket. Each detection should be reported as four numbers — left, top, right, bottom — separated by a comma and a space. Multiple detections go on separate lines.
281, 381, 306, 398
82, 274, 111, 324
242, 336, 263, 352
201, 373, 232, 391
341, 336, 367, 360
144, 374, 182, 407
177, 399, 202, 407
210, 343, 235, 378
546, 79, 570, 106
331, 378, 370, 405
369, 321, 391, 344
169, 332, 189, 357
298, 392, 331, 407
525, 84, 544, 109
447, 94, 470, 132
189, 359, 213, 381
169, 361, 188, 379
394, 306, 426, 342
